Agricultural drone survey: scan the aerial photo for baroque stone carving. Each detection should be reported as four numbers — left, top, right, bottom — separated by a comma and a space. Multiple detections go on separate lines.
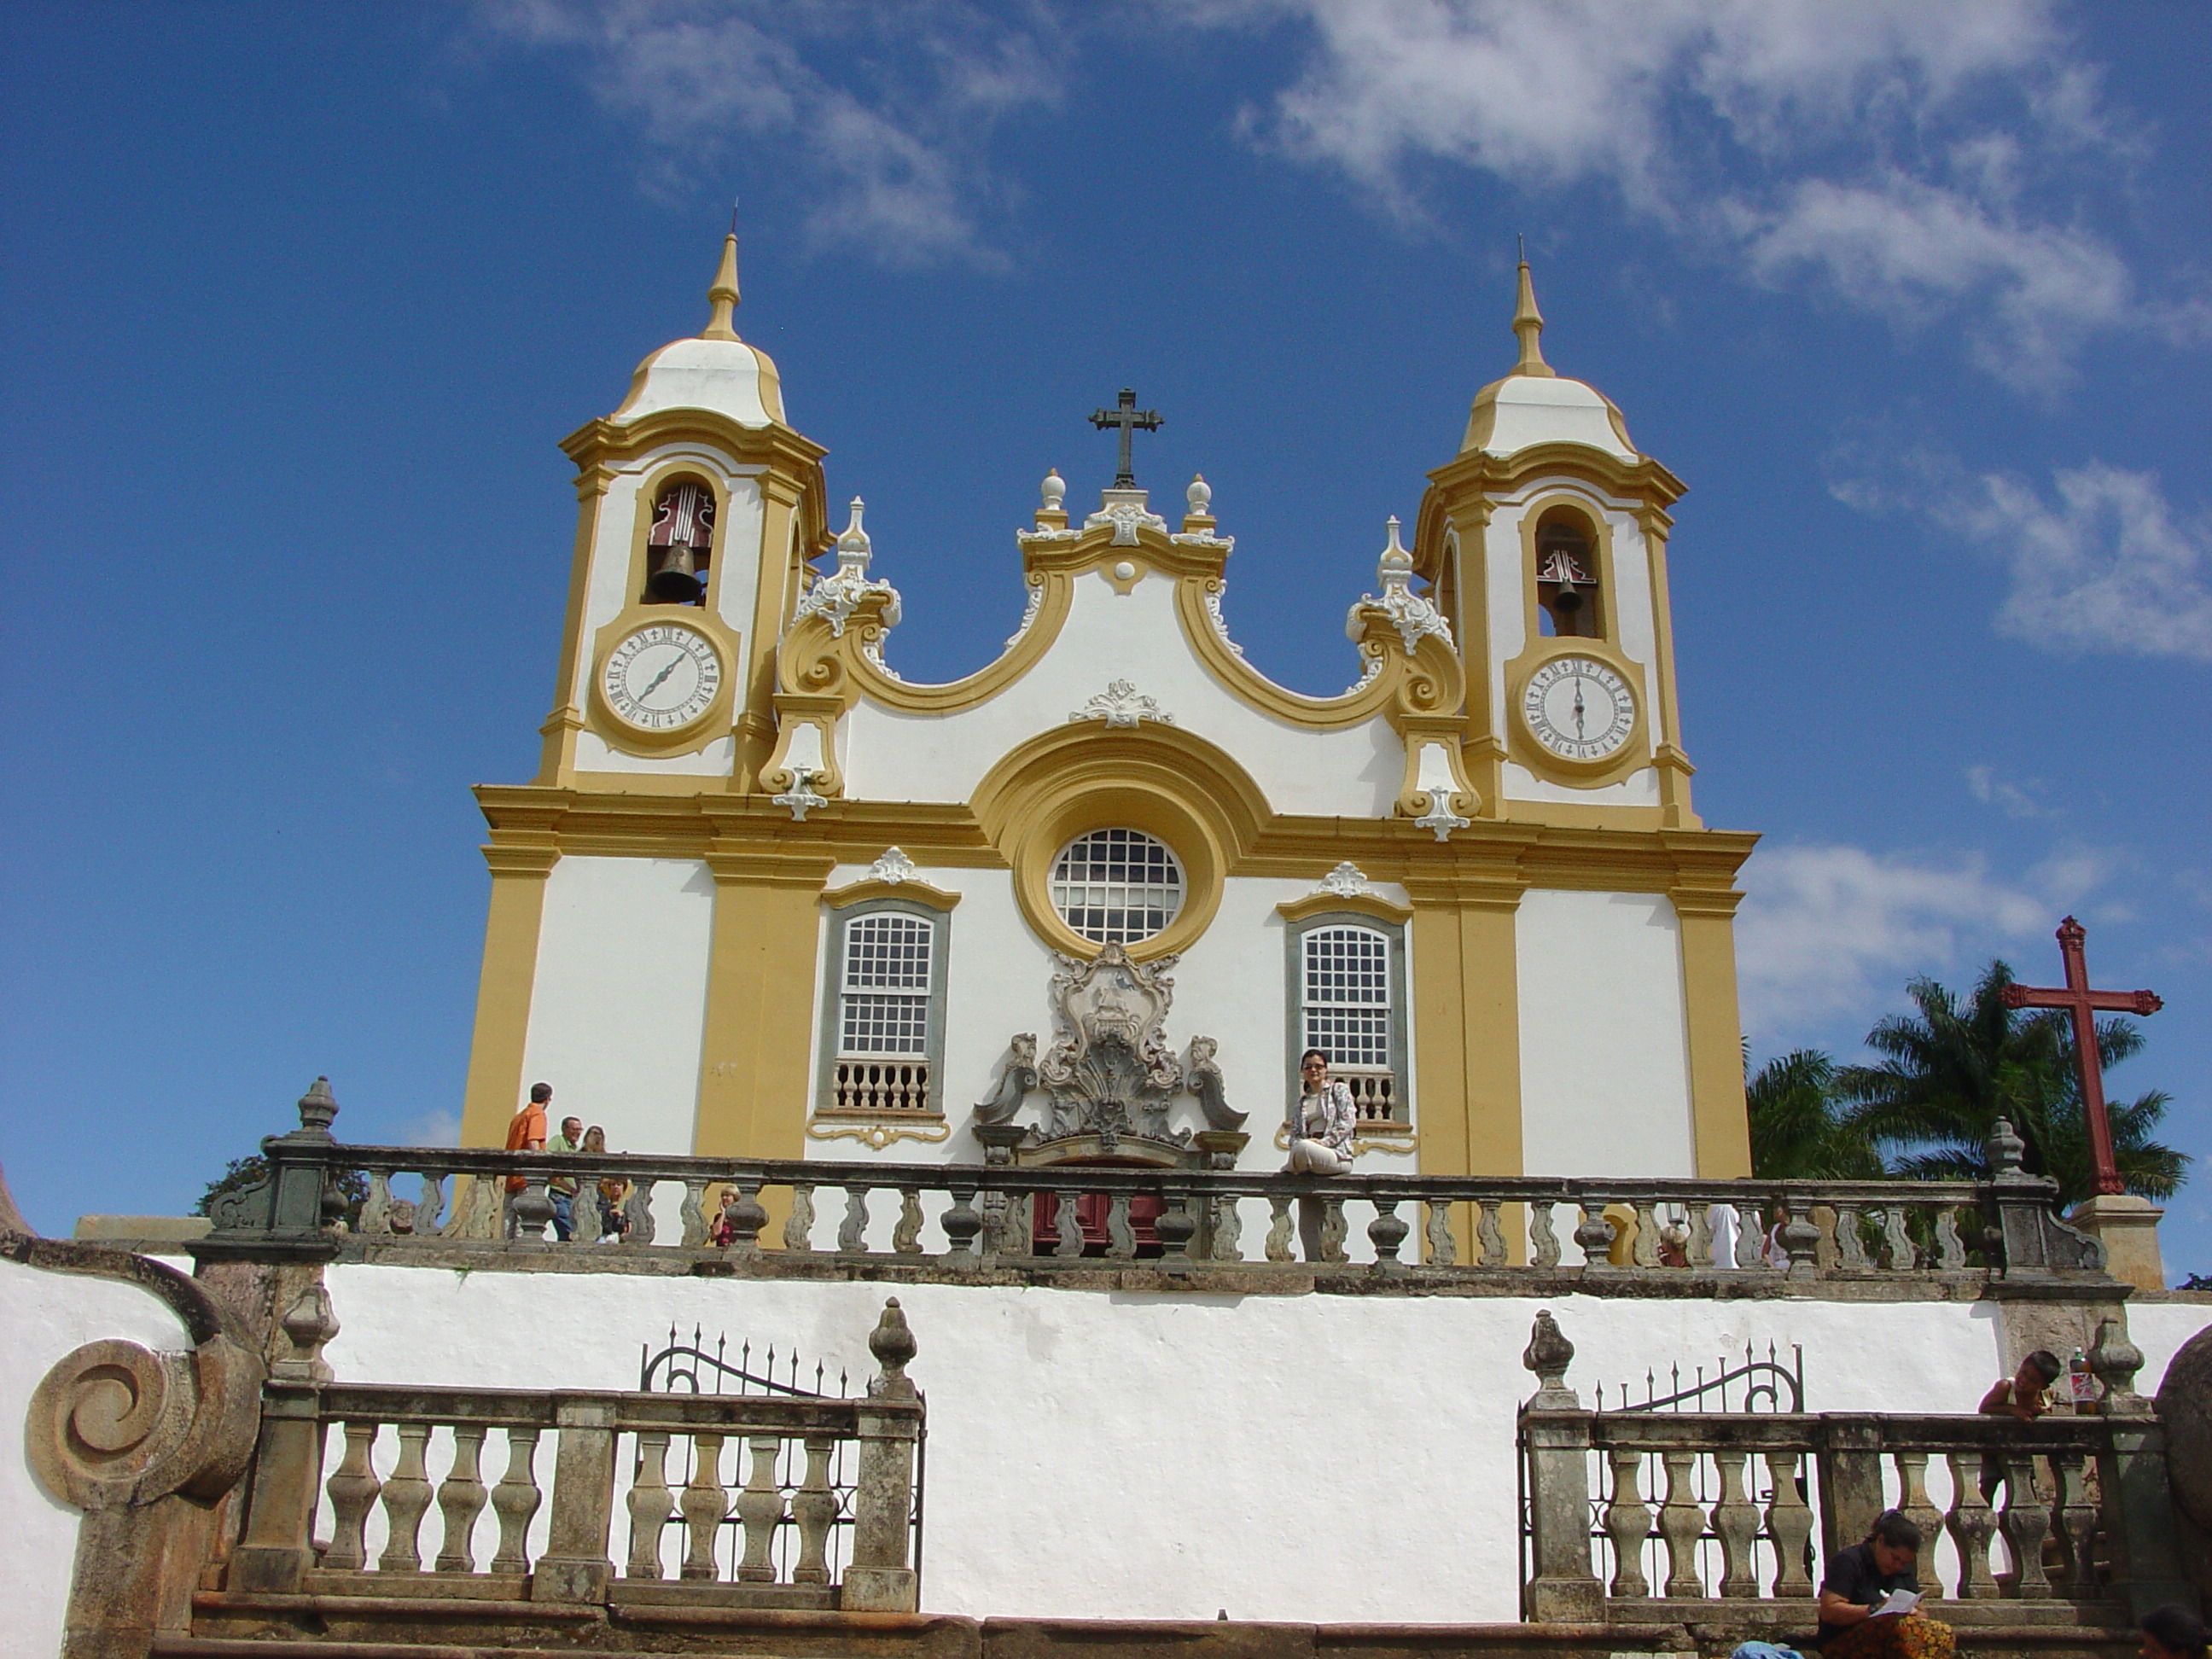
772, 767, 830, 821
1085, 488, 1169, 546
973, 1033, 1039, 1126
1318, 861, 1370, 898
1196, 579, 1246, 657
1185, 1036, 1244, 1131
28, 1334, 262, 1513
1037, 945, 1190, 1146
1070, 679, 1174, 729
1346, 515, 1452, 657
1004, 578, 1046, 647
795, 498, 903, 640
869, 847, 919, 885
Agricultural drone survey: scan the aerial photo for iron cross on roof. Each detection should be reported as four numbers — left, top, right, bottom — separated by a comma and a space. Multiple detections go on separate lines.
1089, 388, 1162, 489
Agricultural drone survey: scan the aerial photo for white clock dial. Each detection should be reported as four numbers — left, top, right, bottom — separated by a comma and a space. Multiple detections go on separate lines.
601, 624, 723, 733
1522, 655, 1637, 761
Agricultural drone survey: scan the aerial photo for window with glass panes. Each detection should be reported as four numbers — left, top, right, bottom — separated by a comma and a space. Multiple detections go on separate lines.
838, 913, 934, 1056
1050, 829, 1185, 945
1301, 925, 1392, 1069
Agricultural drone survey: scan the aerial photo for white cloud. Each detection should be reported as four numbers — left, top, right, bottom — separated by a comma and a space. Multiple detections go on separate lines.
1212, 0, 2168, 388
475, 1, 1060, 265
1965, 764, 2053, 820
1736, 842, 2054, 1036
394, 1109, 461, 1148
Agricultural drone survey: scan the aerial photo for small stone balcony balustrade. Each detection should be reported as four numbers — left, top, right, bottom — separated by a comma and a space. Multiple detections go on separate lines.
199, 1091, 2113, 1297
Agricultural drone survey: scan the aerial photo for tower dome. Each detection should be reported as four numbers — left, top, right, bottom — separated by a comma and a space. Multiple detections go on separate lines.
1459, 260, 1637, 463
611, 232, 787, 428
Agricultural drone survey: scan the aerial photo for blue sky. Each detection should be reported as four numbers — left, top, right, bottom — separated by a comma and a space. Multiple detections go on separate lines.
3, 3, 2207, 1272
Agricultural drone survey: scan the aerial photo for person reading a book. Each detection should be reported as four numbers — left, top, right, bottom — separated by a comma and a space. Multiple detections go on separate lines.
1814, 1511, 1954, 1656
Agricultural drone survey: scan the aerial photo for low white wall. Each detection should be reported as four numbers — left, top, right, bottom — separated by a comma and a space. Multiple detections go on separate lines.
0, 1257, 194, 1659
308, 1265, 2211, 1624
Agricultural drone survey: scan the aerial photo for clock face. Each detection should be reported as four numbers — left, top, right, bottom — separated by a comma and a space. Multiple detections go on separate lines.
1522, 655, 1637, 761
601, 624, 723, 733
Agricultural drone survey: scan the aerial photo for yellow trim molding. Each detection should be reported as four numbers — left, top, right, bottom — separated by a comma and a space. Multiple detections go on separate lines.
806, 1115, 952, 1150
583, 605, 744, 760
823, 876, 962, 912
1276, 890, 1415, 926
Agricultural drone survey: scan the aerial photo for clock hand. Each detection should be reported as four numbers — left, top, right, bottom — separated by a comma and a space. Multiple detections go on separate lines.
637, 656, 683, 699
1572, 678, 1587, 738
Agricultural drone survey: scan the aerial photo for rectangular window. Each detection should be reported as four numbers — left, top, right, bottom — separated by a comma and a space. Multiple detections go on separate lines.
839, 913, 933, 1057
1299, 923, 1402, 1125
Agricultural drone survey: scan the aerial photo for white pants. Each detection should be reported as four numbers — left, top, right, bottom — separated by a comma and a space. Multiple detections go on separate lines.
1286, 1138, 1351, 1176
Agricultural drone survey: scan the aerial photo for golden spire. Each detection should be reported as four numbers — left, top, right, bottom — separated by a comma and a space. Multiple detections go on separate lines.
702, 226, 742, 341
1511, 249, 1554, 378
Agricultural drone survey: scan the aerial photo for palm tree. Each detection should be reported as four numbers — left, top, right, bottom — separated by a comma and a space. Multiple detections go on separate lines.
1746, 1048, 1884, 1180
1837, 959, 2186, 1206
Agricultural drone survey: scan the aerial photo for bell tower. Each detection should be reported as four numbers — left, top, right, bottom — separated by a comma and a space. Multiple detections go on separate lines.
1413, 259, 1697, 830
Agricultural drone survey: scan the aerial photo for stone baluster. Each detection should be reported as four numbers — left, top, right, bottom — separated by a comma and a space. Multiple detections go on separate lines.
840, 1186, 871, 1253
1934, 1207, 1967, 1270
434, 1423, 488, 1572
229, 1284, 340, 1593
620, 1179, 655, 1246
1779, 1202, 1821, 1279
1995, 1450, 2053, 1597
375, 1421, 435, 1571
792, 1435, 837, 1585
1893, 1450, 1945, 1600
2048, 1447, 2098, 1598
1209, 1192, 1243, 1261
323, 1422, 382, 1571
1685, 1202, 1714, 1268
1365, 1196, 1408, 1264
1254, 1196, 1289, 1261
1834, 1203, 1868, 1269
783, 1184, 817, 1252
845, 1301, 922, 1612
1602, 1447, 1654, 1597
680, 1433, 730, 1580
415, 1170, 447, 1234
538, 1396, 620, 1602
1056, 1192, 1085, 1258
1880, 1208, 1917, 1272
734, 1435, 787, 1583
1631, 1201, 1661, 1269
680, 1179, 709, 1249
1656, 1448, 1703, 1597
488, 1426, 542, 1575
360, 1171, 394, 1235
725, 1185, 768, 1258
1574, 1199, 1615, 1268
1318, 1196, 1349, 1264
1103, 1193, 1136, 1258
892, 1189, 924, 1255
511, 1173, 556, 1241
1765, 1451, 1815, 1597
942, 1185, 984, 1259
1711, 1450, 1760, 1597
1733, 1201, 1767, 1270
1424, 1199, 1458, 1266
1945, 1452, 2000, 1598
1520, 1311, 1601, 1621
1155, 1194, 1197, 1260
1476, 1199, 1505, 1267
1529, 1200, 1562, 1269
626, 1431, 674, 1579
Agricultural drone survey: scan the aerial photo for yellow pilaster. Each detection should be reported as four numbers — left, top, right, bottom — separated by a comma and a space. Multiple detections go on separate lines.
738, 474, 806, 793
535, 465, 614, 787
692, 840, 837, 1158
1668, 839, 1753, 1178
457, 839, 561, 1148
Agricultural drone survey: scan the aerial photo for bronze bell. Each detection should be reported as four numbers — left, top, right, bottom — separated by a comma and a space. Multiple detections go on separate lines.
646, 543, 703, 604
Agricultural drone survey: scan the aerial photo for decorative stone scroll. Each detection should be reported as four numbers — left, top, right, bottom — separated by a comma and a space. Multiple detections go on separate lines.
1069, 679, 1174, 729
795, 498, 903, 640
1346, 516, 1452, 657
1037, 945, 1190, 1144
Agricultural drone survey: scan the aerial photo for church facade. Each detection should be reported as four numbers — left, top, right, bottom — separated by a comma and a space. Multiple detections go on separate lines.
454, 236, 1758, 1185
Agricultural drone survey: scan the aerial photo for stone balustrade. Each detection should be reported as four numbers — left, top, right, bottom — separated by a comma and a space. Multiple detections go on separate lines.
199, 1102, 2111, 1291
1517, 1312, 2194, 1629
228, 1296, 924, 1612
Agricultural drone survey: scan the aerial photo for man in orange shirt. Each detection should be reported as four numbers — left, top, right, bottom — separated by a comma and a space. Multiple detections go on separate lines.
503, 1083, 551, 1238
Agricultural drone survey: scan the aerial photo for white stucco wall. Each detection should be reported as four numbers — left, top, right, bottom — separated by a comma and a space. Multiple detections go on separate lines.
1516, 888, 1697, 1178
302, 1264, 2197, 1624
521, 855, 715, 1153
842, 565, 1405, 816
0, 1257, 195, 1659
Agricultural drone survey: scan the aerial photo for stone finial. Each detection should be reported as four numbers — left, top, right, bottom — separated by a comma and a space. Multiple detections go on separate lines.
275, 1283, 340, 1382
1184, 474, 1214, 533
1986, 1117, 2029, 1181
1511, 255, 1554, 379
1523, 1309, 1578, 1406
836, 498, 872, 570
296, 1077, 339, 1139
1041, 469, 1066, 515
1377, 515, 1412, 585
869, 1298, 918, 1399
704, 229, 742, 341
2090, 1316, 2148, 1416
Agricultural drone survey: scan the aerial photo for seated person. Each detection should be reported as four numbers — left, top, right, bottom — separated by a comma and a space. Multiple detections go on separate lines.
2140, 1604, 2209, 1659
1978, 1349, 2062, 1420
1815, 1510, 1954, 1657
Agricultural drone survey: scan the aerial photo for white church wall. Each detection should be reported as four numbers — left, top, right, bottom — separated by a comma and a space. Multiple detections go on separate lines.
520, 856, 714, 1153
1516, 888, 1697, 1179
1499, 760, 1661, 806
2130, 1300, 2212, 1389
0, 1256, 194, 1659
842, 567, 1404, 816
311, 1263, 2108, 1624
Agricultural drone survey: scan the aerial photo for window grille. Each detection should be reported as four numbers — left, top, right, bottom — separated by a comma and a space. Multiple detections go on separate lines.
1050, 829, 1184, 945
1301, 926, 1391, 1070
838, 914, 933, 1057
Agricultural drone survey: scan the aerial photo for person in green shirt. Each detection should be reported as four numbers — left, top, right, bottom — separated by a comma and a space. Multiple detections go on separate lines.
547, 1115, 584, 1242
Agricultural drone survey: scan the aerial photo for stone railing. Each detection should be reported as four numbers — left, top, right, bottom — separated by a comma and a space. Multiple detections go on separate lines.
199, 1085, 2110, 1289
1517, 1312, 2193, 1628
228, 1290, 923, 1612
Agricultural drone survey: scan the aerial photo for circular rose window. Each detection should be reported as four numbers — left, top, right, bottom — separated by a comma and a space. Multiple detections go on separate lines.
1049, 829, 1185, 945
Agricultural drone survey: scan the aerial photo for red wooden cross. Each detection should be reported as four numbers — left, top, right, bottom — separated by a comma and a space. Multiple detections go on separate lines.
2000, 917, 2163, 1197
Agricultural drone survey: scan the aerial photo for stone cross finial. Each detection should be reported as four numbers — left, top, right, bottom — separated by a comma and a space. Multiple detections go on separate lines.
869, 1298, 918, 1399
1523, 1309, 1579, 1407
295, 1077, 339, 1139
